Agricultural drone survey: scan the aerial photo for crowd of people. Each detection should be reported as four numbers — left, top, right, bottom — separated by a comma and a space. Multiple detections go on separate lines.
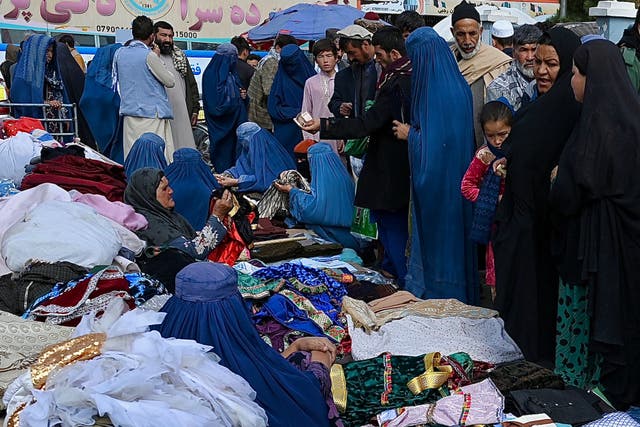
1, 2, 640, 424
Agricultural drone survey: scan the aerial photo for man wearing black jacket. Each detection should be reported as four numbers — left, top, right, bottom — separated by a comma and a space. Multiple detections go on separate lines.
302, 27, 411, 287
328, 24, 379, 120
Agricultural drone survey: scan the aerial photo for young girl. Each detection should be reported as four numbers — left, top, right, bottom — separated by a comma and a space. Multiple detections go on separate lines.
461, 99, 513, 301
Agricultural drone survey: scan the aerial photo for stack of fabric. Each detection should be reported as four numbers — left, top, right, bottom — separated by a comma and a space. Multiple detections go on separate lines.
236, 263, 349, 354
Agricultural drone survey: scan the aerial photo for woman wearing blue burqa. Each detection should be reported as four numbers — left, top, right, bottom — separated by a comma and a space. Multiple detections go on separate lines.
215, 122, 295, 193
276, 143, 359, 250
124, 132, 168, 178
79, 44, 123, 163
396, 28, 478, 304
268, 44, 315, 158
165, 147, 220, 230
11, 35, 74, 141
157, 262, 343, 426
202, 43, 247, 173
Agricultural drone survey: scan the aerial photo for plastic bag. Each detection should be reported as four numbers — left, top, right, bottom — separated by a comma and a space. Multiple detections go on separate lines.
351, 206, 378, 240
343, 100, 375, 158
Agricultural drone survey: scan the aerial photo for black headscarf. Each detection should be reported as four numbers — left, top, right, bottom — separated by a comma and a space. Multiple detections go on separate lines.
550, 40, 640, 408
492, 26, 581, 362
545, 27, 581, 77
124, 168, 196, 246
55, 42, 96, 148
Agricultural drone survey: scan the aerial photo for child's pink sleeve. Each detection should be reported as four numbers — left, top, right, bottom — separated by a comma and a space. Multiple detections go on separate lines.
461, 155, 490, 202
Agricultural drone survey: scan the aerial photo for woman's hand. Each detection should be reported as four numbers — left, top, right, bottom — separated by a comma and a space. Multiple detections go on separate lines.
300, 118, 321, 134
550, 165, 558, 182
210, 189, 233, 219
47, 100, 62, 109
282, 337, 337, 362
392, 120, 409, 140
215, 174, 239, 187
274, 182, 293, 193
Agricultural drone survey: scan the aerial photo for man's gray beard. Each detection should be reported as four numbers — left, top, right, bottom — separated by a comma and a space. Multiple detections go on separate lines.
516, 60, 535, 79
456, 39, 482, 60
159, 43, 173, 55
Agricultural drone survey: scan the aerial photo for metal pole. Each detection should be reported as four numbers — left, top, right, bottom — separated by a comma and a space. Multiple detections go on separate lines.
560, 0, 567, 18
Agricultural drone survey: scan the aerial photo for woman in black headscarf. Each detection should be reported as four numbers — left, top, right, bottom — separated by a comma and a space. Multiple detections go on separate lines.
493, 27, 581, 363
550, 39, 640, 409
124, 168, 232, 291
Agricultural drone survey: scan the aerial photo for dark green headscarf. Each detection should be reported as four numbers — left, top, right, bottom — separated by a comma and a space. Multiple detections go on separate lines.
124, 168, 195, 246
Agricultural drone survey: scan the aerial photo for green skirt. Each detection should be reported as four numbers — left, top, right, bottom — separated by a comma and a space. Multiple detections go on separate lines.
555, 280, 601, 388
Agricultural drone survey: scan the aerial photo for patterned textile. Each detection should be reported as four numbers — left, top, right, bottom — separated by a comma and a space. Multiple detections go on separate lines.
44, 65, 69, 135
332, 352, 476, 426
348, 315, 523, 364
486, 61, 532, 111
139, 294, 172, 311
257, 170, 311, 219
27, 267, 135, 326
342, 294, 498, 332
584, 412, 640, 427
172, 46, 189, 77
253, 262, 347, 320
255, 318, 304, 352
555, 281, 601, 388
279, 289, 345, 342
0, 311, 73, 410
376, 379, 504, 427
237, 273, 285, 300
0, 261, 88, 315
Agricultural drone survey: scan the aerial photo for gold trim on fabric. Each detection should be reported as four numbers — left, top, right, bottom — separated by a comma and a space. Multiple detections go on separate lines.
30, 332, 106, 390
7, 402, 26, 427
330, 363, 347, 413
406, 352, 453, 395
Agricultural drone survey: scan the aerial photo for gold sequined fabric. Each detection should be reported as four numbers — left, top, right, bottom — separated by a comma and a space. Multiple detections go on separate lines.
330, 363, 347, 413
30, 332, 106, 390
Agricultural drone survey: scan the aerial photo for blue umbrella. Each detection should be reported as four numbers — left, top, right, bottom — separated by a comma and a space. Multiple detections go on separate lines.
247, 3, 365, 42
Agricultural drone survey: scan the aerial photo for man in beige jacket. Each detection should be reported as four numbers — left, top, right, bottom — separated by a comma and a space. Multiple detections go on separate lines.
451, 1, 511, 147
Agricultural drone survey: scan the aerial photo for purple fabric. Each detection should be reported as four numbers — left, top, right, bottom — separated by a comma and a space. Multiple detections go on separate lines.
71, 191, 148, 231
255, 318, 303, 352
286, 351, 344, 427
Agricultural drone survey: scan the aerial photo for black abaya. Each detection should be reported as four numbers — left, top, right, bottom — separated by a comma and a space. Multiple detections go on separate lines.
493, 27, 581, 362
549, 40, 640, 408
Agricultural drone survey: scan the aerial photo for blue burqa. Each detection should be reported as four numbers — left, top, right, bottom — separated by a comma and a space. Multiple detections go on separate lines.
202, 43, 247, 173
403, 28, 479, 304
124, 133, 167, 179
165, 148, 220, 229
267, 44, 315, 159
157, 262, 330, 427
10, 35, 69, 120
225, 122, 296, 193
290, 143, 359, 249
79, 44, 123, 163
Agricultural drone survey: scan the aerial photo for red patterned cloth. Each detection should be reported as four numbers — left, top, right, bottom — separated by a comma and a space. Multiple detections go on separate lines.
29, 267, 134, 326
21, 155, 126, 201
